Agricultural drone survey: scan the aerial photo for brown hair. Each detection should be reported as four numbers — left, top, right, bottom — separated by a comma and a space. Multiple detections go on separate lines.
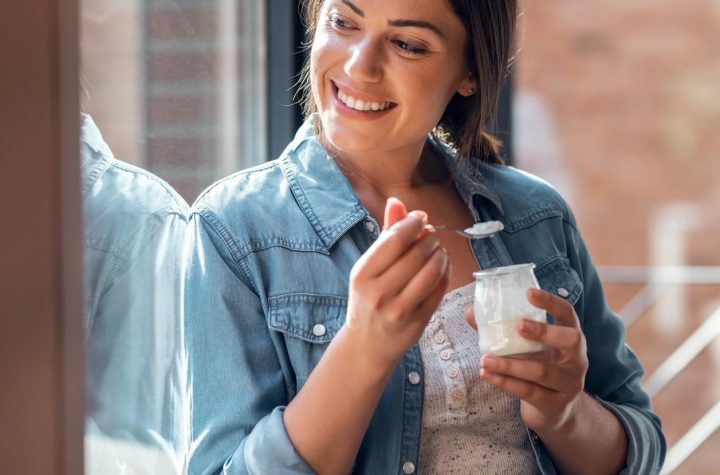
298, 0, 518, 165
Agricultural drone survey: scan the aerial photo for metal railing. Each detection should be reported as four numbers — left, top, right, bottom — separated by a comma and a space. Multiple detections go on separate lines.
598, 266, 720, 474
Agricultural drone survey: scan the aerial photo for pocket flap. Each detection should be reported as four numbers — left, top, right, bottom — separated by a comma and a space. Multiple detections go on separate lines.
535, 258, 583, 305
267, 294, 347, 343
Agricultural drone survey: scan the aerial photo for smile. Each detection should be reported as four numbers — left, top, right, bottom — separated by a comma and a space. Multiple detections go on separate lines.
333, 82, 396, 113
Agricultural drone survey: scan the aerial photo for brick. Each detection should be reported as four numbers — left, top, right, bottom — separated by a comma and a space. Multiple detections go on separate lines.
147, 136, 206, 168
147, 51, 215, 83
147, 8, 216, 41
148, 94, 208, 125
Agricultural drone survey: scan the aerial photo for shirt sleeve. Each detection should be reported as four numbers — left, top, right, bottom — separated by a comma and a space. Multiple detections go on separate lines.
567, 221, 667, 474
85, 209, 188, 473
184, 211, 314, 475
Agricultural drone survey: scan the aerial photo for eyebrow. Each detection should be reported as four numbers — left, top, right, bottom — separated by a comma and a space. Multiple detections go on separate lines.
340, 0, 446, 39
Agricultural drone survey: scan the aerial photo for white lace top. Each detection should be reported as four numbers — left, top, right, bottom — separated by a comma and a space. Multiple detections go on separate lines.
418, 283, 538, 474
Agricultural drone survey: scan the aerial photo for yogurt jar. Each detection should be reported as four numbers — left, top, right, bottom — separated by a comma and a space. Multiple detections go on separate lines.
473, 263, 546, 356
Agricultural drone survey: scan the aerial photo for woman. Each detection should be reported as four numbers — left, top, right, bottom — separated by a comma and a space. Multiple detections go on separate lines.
185, 0, 665, 473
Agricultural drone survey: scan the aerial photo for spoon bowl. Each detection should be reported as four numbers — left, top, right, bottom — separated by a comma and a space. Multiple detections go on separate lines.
435, 220, 504, 240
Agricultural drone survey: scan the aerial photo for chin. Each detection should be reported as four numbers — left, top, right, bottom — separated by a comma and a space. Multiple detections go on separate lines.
319, 114, 379, 152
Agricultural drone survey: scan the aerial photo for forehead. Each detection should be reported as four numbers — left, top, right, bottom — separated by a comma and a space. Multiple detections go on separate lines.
323, 0, 465, 37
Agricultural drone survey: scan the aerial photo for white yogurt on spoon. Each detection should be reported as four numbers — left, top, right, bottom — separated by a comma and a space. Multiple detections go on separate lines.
464, 220, 504, 238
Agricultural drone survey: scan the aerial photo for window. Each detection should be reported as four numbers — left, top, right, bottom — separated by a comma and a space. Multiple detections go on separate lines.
81, 0, 268, 200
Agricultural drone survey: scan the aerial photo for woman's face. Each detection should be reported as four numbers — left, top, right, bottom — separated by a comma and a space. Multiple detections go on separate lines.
310, 0, 474, 156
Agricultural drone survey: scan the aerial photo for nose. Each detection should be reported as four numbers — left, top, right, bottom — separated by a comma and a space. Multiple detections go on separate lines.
343, 37, 383, 83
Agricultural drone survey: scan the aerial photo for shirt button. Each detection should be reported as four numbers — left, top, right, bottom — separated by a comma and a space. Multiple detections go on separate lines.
408, 371, 421, 385
557, 287, 570, 298
402, 461, 416, 474
440, 349, 452, 361
447, 367, 459, 378
451, 390, 464, 401
434, 332, 446, 344
312, 324, 327, 337
364, 220, 376, 233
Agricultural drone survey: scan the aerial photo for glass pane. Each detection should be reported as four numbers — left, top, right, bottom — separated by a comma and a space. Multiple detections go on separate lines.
81, 0, 266, 199
515, 1, 720, 472
79, 0, 266, 472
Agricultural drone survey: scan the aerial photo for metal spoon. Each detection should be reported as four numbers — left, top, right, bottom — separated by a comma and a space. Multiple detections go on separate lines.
434, 220, 504, 240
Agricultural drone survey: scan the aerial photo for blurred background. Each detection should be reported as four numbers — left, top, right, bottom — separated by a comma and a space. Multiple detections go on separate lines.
80, 0, 720, 473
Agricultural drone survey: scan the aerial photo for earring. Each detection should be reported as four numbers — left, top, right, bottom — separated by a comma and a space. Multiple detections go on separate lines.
467, 86, 476, 95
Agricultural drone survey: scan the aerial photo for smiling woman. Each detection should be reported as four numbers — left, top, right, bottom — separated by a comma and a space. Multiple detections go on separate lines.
184, 1, 665, 474
300, 0, 512, 164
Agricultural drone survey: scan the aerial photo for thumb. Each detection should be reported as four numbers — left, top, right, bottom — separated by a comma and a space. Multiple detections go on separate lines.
383, 197, 408, 230
464, 304, 478, 330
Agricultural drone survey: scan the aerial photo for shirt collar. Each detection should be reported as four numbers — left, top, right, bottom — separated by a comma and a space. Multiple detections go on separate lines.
428, 134, 504, 215
280, 116, 504, 249
79, 114, 114, 197
280, 117, 368, 249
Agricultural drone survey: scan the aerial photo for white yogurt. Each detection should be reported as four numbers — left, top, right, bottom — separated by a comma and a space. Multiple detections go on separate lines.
478, 317, 545, 356
464, 220, 504, 237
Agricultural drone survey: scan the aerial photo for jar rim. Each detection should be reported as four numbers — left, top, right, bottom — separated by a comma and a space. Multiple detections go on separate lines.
473, 263, 536, 278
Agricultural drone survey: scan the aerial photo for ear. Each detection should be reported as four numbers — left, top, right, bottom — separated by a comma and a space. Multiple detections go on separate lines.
457, 72, 476, 97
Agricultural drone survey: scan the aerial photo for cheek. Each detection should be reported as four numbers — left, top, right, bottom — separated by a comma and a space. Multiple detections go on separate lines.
309, 34, 336, 104
405, 71, 458, 116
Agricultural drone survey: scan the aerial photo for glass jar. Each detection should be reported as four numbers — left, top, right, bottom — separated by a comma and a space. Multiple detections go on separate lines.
473, 263, 546, 356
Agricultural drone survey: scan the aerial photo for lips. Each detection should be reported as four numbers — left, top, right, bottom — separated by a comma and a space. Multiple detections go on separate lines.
332, 81, 397, 113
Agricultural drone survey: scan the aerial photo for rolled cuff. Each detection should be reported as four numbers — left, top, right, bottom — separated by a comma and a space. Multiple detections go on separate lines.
595, 397, 666, 475
241, 407, 315, 475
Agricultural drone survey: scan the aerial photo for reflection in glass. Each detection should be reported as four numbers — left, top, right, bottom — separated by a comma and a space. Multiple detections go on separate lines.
79, 0, 267, 472
81, 113, 189, 473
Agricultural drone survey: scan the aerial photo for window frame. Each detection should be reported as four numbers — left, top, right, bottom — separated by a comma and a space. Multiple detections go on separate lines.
0, 0, 84, 473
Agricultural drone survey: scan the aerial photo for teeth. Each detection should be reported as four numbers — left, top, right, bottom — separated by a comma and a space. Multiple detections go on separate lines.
337, 88, 390, 112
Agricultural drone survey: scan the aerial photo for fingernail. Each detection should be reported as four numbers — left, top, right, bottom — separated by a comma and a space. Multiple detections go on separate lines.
519, 319, 539, 335
408, 210, 428, 224
481, 355, 497, 368
528, 288, 544, 300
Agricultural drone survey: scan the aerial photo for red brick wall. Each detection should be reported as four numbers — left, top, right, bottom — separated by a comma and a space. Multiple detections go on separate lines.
144, 1, 219, 200
515, 0, 720, 266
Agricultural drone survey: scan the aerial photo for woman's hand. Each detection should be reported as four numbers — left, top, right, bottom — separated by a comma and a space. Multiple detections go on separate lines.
466, 289, 589, 434
345, 197, 451, 370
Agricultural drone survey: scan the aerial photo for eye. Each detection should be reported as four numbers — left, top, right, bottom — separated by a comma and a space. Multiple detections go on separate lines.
392, 40, 428, 56
327, 13, 354, 31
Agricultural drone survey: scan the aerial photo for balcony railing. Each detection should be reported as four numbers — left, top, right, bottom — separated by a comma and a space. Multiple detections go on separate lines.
598, 266, 720, 474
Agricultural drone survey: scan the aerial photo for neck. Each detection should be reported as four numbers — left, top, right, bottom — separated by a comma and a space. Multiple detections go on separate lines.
326, 137, 450, 199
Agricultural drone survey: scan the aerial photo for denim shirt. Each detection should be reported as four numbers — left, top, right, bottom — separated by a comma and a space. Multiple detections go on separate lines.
81, 114, 189, 473
185, 117, 665, 475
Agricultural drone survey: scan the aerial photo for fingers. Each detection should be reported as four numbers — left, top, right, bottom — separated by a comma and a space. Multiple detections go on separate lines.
517, 319, 584, 351
354, 211, 427, 278
383, 196, 408, 230
481, 354, 567, 393
527, 288, 579, 328
377, 229, 439, 297
480, 369, 559, 407
394, 247, 449, 310
464, 304, 477, 330
413, 260, 451, 325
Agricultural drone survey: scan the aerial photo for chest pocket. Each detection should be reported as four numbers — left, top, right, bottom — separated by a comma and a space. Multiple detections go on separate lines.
267, 293, 348, 388
535, 257, 583, 306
